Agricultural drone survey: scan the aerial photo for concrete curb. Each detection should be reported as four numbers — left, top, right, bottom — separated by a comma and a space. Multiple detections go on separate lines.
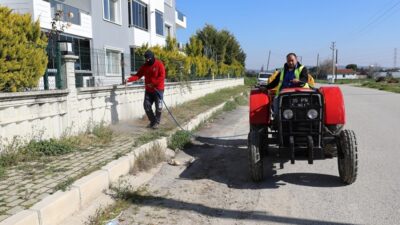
0, 99, 229, 225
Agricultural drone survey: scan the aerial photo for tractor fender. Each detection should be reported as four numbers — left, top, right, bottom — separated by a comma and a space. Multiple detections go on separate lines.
249, 88, 270, 125
319, 86, 346, 125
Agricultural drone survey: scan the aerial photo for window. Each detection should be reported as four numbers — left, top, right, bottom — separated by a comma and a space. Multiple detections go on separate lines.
165, 24, 171, 37
155, 10, 164, 36
103, 0, 121, 24
130, 47, 145, 72
50, 1, 81, 25
128, 0, 148, 30
106, 49, 121, 75
177, 10, 185, 22
46, 33, 91, 71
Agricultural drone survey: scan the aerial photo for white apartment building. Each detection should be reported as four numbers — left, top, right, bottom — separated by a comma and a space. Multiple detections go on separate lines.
0, 0, 187, 87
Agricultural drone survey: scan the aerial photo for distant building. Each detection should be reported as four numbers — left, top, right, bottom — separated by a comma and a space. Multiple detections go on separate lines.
327, 69, 358, 80
0, 0, 187, 87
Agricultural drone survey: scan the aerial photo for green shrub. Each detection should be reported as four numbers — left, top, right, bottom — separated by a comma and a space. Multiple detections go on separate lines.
0, 6, 48, 92
25, 139, 74, 156
168, 130, 192, 150
135, 37, 244, 81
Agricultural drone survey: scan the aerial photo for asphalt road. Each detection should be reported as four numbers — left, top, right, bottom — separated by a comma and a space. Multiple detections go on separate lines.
119, 85, 400, 225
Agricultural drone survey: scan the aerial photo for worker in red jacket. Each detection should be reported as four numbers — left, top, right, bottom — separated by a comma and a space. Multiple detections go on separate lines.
125, 50, 166, 129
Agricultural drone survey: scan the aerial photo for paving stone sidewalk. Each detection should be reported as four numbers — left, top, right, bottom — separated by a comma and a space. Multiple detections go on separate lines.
0, 118, 154, 222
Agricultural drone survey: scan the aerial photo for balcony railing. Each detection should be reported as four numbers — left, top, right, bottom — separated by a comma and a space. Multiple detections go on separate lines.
177, 10, 185, 22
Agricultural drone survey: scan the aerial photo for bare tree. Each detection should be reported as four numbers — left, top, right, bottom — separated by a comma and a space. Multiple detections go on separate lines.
317, 59, 332, 79
367, 63, 381, 79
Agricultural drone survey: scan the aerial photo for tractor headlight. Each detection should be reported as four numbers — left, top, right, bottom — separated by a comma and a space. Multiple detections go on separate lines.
307, 109, 319, 119
283, 109, 294, 119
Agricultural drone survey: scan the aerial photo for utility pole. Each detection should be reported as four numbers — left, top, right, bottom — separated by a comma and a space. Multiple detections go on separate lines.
316, 53, 319, 80
394, 48, 397, 69
266, 50, 271, 71
336, 49, 338, 81
330, 42, 336, 83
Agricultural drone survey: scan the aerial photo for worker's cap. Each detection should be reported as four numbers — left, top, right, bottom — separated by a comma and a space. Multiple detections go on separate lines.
144, 50, 154, 59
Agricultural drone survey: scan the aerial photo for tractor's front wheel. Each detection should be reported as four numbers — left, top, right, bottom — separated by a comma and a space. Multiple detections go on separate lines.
337, 129, 358, 184
248, 126, 264, 182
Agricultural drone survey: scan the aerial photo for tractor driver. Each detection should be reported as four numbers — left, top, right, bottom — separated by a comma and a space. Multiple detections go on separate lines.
263, 53, 310, 118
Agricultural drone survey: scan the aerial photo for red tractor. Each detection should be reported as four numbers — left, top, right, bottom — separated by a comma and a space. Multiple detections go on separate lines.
248, 84, 358, 184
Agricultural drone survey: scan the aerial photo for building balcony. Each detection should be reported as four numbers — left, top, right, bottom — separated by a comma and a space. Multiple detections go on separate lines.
1, 0, 93, 38
175, 10, 186, 29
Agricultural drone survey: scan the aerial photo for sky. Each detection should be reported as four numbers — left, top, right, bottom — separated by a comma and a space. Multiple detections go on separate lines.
176, 0, 400, 70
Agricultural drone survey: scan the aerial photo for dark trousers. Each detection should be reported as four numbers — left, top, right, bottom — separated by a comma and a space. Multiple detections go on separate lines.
144, 90, 164, 125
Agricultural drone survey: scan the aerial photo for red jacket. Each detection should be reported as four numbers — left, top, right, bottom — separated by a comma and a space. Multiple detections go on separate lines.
127, 59, 165, 93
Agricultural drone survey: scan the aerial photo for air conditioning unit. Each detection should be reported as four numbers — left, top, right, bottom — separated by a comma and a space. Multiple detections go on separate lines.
83, 76, 95, 87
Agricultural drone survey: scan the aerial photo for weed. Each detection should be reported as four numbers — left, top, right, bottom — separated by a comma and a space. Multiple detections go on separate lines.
134, 130, 167, 147
131, 143, 166, 174
85, 200, 129, 225
223, 100, 237, 111
234, 95, 248, 106
0, 166, 4, 178
86, 184, 150, 225
25, 139, 74, 156
167, 130, 192, 151
91, 122, 113, 144
54, 177, 75, 192
113, 152, 124, 160
53, 164, 105, 192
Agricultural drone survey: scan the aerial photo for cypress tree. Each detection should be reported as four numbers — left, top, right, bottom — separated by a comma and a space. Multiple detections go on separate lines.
0, 6, 48, 92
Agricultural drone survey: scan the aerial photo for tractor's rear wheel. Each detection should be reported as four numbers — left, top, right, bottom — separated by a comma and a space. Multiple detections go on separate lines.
248, 126, 264, 182
337, 129, 358, 184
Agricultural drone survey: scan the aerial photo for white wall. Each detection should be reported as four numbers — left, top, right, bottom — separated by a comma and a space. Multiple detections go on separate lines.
327, 74, 358, 79
0, 79, 244, 148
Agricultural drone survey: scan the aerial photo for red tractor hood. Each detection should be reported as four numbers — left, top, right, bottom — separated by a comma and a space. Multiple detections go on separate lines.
280, 88, 315, 94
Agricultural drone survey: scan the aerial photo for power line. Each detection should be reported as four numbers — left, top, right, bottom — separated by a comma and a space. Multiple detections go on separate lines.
345, 0, 400, 40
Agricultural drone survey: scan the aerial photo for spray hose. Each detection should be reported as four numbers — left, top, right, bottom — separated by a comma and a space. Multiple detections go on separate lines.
124, 82, 247, 139
153, 88, 248, 139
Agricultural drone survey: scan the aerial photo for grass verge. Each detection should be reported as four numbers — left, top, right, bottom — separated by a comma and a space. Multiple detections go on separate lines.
358, 79, 400, 93
0, 122, 114, 177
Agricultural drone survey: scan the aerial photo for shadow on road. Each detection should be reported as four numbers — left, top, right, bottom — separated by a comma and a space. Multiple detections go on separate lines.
125, 191, 356, 225
178, 136, 345, 189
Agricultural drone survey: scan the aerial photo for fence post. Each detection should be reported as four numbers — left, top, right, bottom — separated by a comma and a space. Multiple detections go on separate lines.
62, 54, 79, 91
61, 54, 79, 134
